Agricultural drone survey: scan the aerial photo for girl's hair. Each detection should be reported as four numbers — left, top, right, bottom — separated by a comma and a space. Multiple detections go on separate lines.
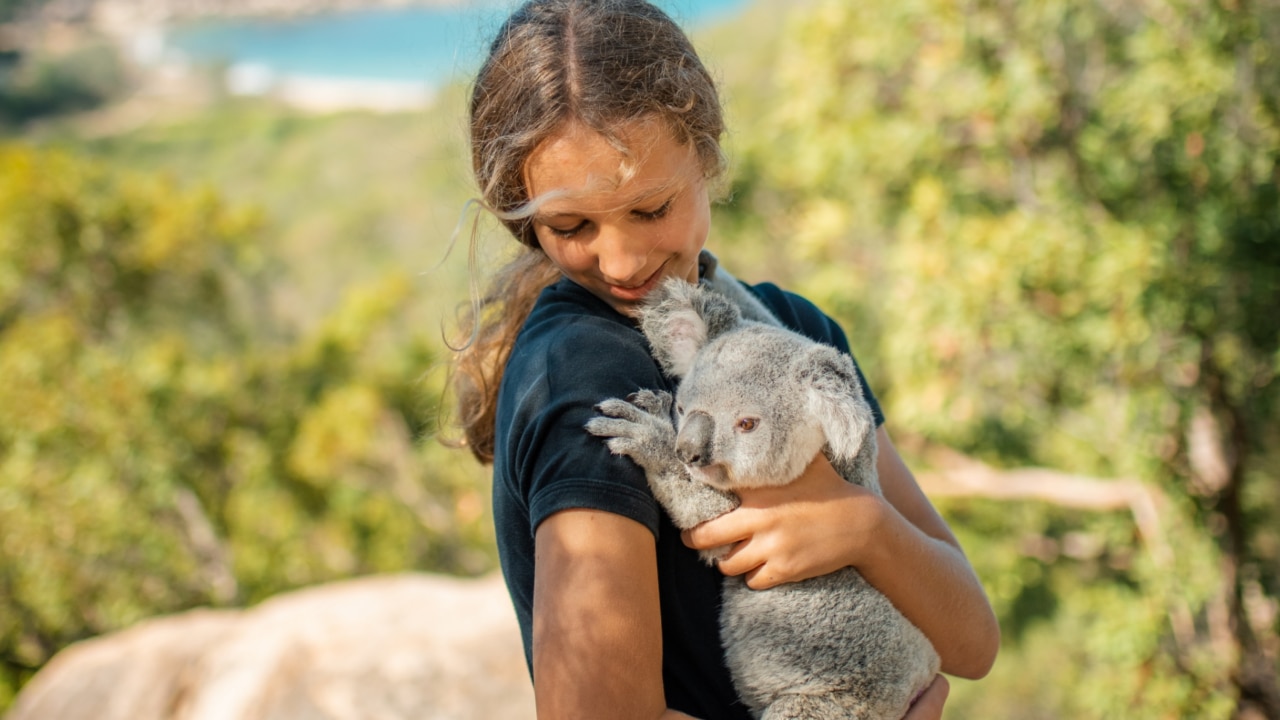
452, 0, 726, 464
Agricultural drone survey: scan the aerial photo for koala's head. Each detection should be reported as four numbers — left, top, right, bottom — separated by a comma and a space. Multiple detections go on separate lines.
639, 278, 871, 490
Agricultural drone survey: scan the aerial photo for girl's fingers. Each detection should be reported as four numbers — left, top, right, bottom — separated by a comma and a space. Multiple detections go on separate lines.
713, 541, 762, 579
681, 512, 749, 550
742, 565, 783, 590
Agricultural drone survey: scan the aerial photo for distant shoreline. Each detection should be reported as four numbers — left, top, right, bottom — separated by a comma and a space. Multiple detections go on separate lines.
19, 0, 740, 115
37, 0, 480, 28
122, 3, 483, 114
222, 66, 437, 112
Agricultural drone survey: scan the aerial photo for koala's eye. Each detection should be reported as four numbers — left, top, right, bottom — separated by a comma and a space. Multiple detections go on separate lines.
676, 404, 685, 416
736, 417, 759, 433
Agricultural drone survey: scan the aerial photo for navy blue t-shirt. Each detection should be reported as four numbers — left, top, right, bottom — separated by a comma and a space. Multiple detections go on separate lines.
492, 275, 884, 720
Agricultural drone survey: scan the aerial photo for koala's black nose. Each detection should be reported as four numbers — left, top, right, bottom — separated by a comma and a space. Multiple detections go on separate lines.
678, 446, 709, 466
676, 413, 714, 467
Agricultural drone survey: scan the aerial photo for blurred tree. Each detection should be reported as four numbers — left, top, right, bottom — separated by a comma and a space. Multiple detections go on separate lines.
722, 0, 1280, 717
0, 43, 127, 129
0, 145, 492, 710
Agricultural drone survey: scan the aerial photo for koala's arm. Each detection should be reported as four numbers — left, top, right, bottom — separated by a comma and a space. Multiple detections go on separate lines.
586, 390, 739, 533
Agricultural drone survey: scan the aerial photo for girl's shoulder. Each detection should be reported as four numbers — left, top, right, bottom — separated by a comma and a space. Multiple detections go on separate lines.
516, 278, 655, 366
738, 279, 884, 426
504, 278, 671, 404
741, 280, 853, 355
494, 278, 667, 537
698, 251, 847, 351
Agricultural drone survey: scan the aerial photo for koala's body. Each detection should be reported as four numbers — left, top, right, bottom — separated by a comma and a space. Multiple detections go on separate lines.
586, 278, 940, 720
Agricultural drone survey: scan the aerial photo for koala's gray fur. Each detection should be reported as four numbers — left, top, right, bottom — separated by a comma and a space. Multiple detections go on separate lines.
586, 276, 940, 720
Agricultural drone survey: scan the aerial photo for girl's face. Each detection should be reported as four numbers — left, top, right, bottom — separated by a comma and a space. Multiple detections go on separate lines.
523, 119, 711, 317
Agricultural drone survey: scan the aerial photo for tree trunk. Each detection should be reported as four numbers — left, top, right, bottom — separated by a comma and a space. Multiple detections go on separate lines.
1202, 347, 1280, 720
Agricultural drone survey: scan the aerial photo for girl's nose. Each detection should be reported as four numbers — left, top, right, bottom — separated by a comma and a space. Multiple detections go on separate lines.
596, 228, 651, 285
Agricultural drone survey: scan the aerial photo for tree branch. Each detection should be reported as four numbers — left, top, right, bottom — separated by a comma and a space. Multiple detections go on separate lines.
902, 435, 1195, 650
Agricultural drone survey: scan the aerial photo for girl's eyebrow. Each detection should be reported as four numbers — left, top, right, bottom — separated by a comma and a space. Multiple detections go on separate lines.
535, 210, 584, 220
630, 181, 678, 200
630, 186, 679, 208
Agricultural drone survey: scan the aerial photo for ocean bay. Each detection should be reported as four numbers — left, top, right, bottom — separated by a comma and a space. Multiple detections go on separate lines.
158, 0, 747, 109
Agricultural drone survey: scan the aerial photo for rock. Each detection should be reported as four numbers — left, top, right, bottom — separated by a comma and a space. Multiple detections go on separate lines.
8, 573, 535, 720
6, 609, 241, 720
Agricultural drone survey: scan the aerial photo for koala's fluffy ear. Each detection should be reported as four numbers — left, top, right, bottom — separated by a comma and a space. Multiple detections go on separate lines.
639, 278, 741, 378
797, 344, 876, 462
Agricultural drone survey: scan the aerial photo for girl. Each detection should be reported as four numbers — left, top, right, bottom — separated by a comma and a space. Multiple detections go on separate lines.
451, 1, 1000, 717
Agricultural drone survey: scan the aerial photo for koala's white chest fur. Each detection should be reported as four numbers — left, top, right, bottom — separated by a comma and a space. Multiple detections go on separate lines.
587, 278, 940, 719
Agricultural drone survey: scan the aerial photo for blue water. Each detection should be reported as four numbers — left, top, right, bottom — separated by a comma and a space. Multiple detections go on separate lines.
167, 0, 747, 86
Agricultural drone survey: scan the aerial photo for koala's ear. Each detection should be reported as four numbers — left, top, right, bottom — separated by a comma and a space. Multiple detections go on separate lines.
798, 345, 876, 461
639, 278, 741, 378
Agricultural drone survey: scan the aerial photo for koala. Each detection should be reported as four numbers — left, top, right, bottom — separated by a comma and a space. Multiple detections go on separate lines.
586, 277, 940, 720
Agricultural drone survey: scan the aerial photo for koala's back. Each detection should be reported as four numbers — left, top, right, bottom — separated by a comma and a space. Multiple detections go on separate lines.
719, 569, 938, 719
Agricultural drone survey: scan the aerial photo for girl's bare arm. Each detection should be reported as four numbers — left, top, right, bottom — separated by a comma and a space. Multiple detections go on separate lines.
533, 508, 700, 720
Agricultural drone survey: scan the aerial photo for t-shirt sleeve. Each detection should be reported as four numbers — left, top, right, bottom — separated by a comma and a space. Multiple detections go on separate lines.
747, 282, 886, 427
502, 315, 667, 538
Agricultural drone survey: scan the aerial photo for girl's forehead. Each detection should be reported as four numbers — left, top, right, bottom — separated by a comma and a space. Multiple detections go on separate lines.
523, 119, 699, 202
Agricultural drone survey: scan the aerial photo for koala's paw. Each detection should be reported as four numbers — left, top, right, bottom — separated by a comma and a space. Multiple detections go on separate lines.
586, 395, 678, 472
625, 389, 673, 417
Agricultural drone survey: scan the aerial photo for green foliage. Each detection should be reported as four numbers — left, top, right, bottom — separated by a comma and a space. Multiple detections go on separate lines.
0, 43, 126, 128
0, 144, 493, 708
61, 94, 478, 331
719, 0, 1280, 716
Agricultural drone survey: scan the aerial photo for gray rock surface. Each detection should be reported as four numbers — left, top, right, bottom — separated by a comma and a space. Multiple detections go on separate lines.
8, 573, 535, 720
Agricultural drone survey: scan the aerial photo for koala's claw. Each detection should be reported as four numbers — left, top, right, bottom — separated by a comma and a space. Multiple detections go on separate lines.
584, 416, 636, 440
592, 397, 647, 424
625, 389, 673, 416
604, 436, 645, 458
587, 394, 679, 474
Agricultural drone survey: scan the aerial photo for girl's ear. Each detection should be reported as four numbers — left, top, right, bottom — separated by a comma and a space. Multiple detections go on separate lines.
798, 345, 875, 462
640, 278, 740, 378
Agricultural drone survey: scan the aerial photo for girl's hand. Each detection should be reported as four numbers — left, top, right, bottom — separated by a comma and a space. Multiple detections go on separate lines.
681, 452, 885, 589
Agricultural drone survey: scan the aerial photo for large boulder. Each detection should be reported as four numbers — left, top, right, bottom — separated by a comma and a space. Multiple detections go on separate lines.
8, 573, 535, 720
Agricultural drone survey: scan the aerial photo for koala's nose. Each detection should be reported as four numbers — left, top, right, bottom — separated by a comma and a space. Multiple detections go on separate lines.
676, 412, 715, 467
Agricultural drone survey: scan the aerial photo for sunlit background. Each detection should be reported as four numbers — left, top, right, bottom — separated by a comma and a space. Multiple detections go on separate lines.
1, 0, 1278, 717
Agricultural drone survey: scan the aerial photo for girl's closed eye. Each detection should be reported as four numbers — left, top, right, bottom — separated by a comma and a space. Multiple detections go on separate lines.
546, 219, 588, 238
633, 196, 674, 221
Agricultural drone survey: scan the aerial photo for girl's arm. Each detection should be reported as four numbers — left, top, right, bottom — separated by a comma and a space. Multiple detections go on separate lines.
533, 508, 701, 720
682, 427, 1000, 680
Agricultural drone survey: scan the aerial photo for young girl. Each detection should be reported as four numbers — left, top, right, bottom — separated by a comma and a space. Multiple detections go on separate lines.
452, 1, 1000, 717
